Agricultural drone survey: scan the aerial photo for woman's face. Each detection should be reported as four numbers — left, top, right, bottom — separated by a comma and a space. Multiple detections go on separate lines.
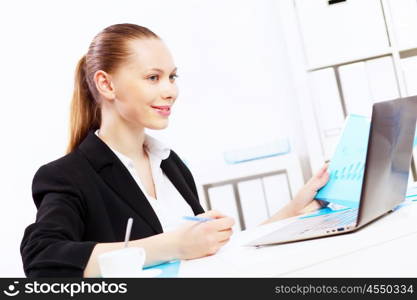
110, 38, 179, 130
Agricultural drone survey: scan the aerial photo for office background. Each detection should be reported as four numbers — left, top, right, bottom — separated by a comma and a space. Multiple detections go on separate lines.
1, 0, 416, 276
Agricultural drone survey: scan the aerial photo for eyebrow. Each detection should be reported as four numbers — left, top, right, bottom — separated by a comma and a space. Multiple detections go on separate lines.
147, 67, 177, 73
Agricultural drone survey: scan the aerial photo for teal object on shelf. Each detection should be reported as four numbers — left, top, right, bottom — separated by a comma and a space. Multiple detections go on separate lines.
223, 138, 290, 164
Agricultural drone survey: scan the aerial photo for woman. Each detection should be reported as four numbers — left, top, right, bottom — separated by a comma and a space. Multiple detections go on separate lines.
20, 23, 329, 278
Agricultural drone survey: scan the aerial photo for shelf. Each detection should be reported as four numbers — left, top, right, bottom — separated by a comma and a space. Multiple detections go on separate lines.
399, 47, 417, 59
306, 48, 393, 72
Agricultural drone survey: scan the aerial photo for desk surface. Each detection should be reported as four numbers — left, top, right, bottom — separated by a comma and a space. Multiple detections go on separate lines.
178, 201, 417, 277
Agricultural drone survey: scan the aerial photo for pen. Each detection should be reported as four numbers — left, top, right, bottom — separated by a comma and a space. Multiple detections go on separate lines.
182, 216, 213, 222
124, 217, 133, 248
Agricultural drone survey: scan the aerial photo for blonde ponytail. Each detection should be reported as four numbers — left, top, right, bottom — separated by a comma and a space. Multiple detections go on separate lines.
66, 55, 101, 153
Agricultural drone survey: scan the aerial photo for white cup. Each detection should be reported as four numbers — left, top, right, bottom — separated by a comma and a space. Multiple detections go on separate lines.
98, 247, 146, 277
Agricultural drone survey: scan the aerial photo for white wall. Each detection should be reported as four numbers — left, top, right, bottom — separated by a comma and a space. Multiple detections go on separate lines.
0, 0, 304, 276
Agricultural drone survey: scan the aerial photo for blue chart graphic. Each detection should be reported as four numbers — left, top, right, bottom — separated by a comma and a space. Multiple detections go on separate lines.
316, 114, 371, 208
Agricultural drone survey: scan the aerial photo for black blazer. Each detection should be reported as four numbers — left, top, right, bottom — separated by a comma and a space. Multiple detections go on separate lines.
20, 130, 204, 277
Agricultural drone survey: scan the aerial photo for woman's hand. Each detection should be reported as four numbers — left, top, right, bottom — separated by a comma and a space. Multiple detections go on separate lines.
291, 163, 330, 214
172, 210, 235, 260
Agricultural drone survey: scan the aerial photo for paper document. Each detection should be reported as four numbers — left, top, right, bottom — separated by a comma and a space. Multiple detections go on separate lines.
316, 114, 371, 208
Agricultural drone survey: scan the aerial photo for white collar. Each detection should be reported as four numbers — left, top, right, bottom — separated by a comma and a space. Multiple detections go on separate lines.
94, 130, 171, 164
143, 134, 171, 161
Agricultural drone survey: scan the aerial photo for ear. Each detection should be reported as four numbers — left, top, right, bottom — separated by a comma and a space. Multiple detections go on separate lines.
93, 70, 116, 101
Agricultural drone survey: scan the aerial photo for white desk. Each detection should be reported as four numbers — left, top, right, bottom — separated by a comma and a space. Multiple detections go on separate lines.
178, 201, 417, 277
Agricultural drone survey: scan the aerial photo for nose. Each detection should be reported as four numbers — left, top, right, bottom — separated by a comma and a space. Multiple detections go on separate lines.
161, 79, 178, 102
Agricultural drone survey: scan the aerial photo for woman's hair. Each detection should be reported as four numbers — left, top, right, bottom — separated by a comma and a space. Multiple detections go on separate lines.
67, 23, 159, 153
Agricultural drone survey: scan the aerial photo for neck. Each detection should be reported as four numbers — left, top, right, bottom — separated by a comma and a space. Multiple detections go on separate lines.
98, 112, 147, 161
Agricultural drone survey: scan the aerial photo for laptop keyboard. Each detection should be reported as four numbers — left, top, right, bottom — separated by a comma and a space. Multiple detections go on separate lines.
264, 208, 358, 237
249, 208, 359, 246
299, 209, 358, 234
296, 208, 358, 235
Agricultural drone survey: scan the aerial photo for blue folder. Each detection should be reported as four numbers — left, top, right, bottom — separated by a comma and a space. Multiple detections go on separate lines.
143, 260, 181, 277
315, 114, 371, 208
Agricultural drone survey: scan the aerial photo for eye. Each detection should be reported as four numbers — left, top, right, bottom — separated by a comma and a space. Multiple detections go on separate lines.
148, 75, 159, 81
170, 74, 179, 81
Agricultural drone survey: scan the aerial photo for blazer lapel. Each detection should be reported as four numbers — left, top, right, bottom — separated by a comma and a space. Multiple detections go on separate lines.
78, 131, 163, 234
161, 157, 204, 215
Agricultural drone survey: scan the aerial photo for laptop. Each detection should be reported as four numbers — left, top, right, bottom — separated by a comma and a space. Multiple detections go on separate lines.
246, 96, 417, 247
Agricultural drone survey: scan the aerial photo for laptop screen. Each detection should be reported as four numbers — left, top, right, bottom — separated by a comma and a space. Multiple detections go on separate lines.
357, 98, 417, 226
315, 114, 371, 208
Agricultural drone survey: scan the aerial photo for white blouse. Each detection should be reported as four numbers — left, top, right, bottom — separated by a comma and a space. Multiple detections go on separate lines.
95, 130, 194, 232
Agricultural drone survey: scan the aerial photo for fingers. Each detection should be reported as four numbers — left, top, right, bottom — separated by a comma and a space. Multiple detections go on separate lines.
217, 238, 231, 248
300, 200, 322, 213
319, 169, 330, 185
196, 211, 235, 231
208, 234, 232, 256
215, 231, 231, 243
313, 164, 330, 184
209, 216, 235, 231
197, 210, 226, 219
215, 228, 233, 242
316, 163, 329, 177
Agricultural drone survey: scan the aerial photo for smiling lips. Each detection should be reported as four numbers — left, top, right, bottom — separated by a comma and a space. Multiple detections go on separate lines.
151, 105, 171, 117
